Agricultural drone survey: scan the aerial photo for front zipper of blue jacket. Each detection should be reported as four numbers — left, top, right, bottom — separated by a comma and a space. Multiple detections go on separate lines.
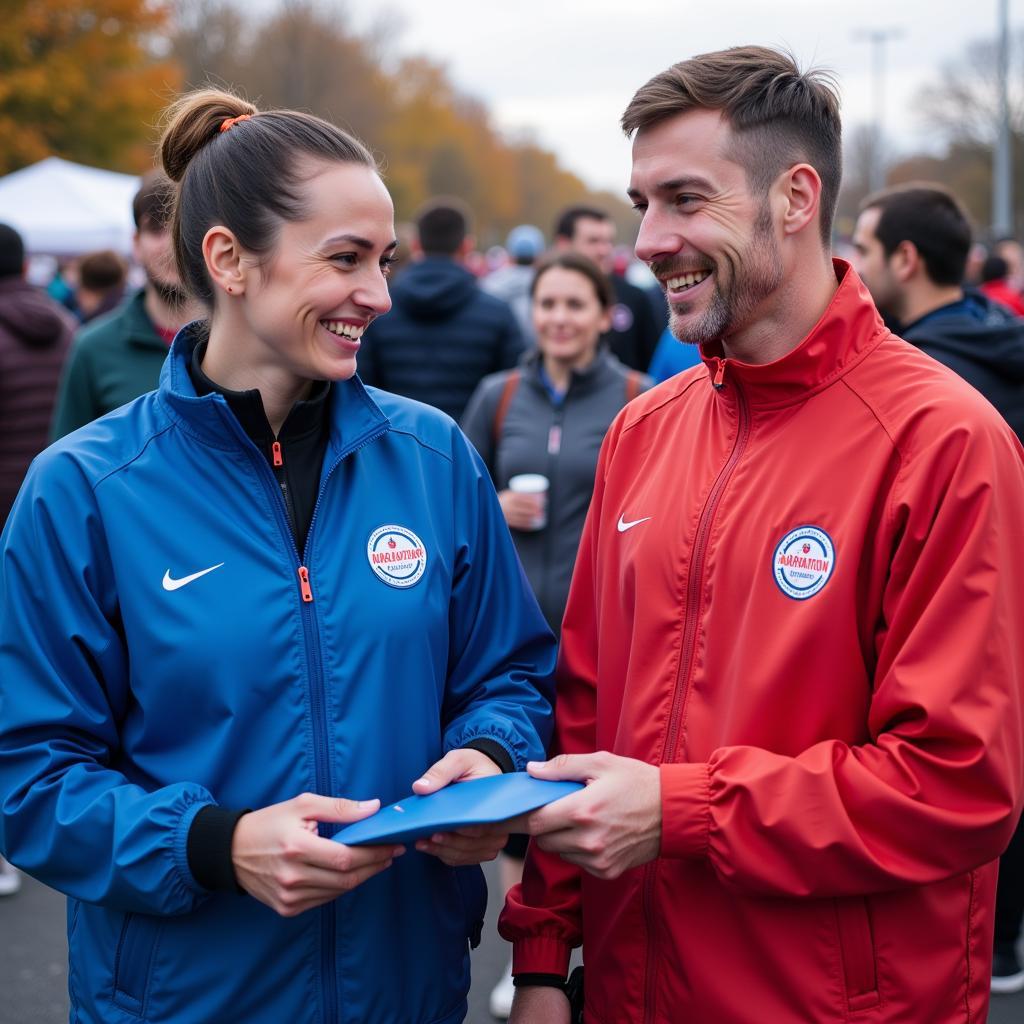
223, 406, 388, 1024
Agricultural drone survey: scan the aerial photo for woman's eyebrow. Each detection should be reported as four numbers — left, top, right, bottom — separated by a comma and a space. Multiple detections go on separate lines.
322, 234, 399, 251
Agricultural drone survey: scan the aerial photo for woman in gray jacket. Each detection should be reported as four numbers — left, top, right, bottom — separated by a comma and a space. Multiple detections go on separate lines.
462, 252, 651, 1017
463, 252, 650, 632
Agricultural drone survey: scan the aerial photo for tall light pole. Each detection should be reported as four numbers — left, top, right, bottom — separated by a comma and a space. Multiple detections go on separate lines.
854, 28, 904, 192
993, 0, 1014, 236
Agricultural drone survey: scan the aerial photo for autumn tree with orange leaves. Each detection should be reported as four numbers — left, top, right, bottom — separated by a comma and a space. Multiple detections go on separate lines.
0, 0, 181, 175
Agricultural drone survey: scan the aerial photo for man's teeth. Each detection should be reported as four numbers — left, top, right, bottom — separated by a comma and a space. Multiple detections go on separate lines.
666, 270, 711, 291
322, 321, 364, 339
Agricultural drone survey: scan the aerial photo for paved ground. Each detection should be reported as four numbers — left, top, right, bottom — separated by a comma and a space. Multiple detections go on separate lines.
2, 863, 1022, 1023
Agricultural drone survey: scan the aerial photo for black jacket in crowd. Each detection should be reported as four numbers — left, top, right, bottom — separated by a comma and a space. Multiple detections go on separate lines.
901, 291, 1024, 443
358, 256, 524, 421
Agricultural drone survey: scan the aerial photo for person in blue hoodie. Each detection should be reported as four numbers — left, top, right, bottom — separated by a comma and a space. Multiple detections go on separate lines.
357, 198, 525, 422
0, 88, 556, 1024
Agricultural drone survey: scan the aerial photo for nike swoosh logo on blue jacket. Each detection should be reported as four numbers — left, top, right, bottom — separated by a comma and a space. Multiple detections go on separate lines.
0, 326, 557, 1024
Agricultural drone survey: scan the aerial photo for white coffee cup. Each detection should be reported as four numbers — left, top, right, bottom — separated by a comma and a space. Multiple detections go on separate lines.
508, 473, 549, 530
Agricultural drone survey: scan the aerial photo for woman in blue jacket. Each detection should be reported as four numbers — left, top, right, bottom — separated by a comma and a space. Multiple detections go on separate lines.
0, 89, 555, 1024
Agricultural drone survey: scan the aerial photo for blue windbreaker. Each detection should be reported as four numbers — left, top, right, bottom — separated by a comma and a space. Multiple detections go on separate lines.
0, 328, 556, 1024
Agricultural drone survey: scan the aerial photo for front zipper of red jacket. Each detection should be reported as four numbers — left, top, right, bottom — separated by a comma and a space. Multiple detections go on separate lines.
641, 360, 751, 1024
225, 408, 388, 1024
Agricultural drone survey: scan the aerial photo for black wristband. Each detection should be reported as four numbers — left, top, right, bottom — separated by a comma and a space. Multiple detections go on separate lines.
186, 805, 250, 893
513, 973, 567, 989
461, 738, 515, 774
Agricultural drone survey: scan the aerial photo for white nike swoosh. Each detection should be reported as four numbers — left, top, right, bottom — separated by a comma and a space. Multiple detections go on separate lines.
617, 515, 652, 533
162, 563, 225, 591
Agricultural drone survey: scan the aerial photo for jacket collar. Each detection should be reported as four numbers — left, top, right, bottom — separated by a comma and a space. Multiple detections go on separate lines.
120, 289, 170, 351
520, 346, 619, 395
699, 259, 887, 409
158, 322, 391, 457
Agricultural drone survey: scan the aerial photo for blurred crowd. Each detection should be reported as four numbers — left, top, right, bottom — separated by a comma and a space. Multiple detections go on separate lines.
2, 160, 1024, 1015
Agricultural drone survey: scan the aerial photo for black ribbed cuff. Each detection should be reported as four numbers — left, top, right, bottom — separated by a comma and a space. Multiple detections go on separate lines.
513, 973, 567, 989
186, 805, 250, 893
461, 738, 515, 774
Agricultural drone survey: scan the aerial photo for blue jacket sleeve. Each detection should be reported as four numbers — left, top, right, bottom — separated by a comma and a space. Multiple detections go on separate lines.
441, 430, 556, 768
0, 451, 214, 915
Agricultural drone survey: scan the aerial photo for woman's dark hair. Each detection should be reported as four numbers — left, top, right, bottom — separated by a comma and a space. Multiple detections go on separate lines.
530, 252, 614, 310
159, 88, 377, 304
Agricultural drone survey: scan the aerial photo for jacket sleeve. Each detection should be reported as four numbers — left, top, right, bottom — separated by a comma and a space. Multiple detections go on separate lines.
497, 416, 624, 977
440, 429, 556, 770
659, 414, 1024, 897
50, 335, 100, 440
0, 452, 215, 914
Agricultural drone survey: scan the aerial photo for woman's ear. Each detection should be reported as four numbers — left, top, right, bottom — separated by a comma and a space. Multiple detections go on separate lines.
202, 225, 247, 297
599, 310, 613, 335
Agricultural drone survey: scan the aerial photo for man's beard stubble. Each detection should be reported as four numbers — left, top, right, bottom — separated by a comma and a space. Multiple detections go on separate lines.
148, 275, 189, 310
665, 203, 783, 348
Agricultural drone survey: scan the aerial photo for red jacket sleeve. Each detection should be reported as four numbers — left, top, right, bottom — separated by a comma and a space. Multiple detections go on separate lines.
661, 414, 1024, 896
496, 416, 625, 976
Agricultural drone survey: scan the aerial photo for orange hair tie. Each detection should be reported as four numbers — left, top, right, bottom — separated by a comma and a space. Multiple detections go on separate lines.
219, 114, 253, 133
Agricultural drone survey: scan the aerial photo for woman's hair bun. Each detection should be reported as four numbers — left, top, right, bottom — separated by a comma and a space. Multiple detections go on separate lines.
159, 88, 259, 183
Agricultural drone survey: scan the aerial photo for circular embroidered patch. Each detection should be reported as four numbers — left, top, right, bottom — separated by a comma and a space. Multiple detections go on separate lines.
772, 525, 836, 601
366, 525, 427, 589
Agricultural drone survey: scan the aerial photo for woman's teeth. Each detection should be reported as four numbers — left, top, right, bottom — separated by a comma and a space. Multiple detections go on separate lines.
666, 270, 711, 291
321, 321, 364, 339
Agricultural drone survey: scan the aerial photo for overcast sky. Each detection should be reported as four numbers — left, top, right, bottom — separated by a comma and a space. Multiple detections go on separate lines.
333, 0, 1019, 197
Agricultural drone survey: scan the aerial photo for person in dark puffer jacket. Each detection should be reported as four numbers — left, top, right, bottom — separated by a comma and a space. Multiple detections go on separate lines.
357, 198, 524, 421
0, 222, 75, 526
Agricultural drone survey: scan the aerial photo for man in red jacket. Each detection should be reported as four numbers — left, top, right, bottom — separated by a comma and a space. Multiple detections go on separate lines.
466, 46, 1024, 1024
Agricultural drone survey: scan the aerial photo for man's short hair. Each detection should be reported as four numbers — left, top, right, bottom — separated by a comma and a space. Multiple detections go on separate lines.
132, 171, 175, 232
415, 198, 471, 256
0, 223, 25, 279
621, 46, 842, 246
554, 205, 609, 242
78, 250, 127, 291
981, 254, 1009, 284
859, 184, 972, 287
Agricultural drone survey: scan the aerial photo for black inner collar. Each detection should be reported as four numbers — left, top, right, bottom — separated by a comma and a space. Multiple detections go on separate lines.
189, 339, 331, 444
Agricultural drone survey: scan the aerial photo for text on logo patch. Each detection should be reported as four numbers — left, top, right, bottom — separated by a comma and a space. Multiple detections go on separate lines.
367, 525, 427, 589
772, 525, 835, 601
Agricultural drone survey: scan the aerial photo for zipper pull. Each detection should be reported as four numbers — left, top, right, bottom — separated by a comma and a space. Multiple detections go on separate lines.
272, 441, 283, 467
298, 565, 314, 603
712, 360, 727, 390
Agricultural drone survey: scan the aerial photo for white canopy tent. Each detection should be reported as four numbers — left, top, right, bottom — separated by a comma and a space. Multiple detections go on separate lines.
0, 157, 140, 257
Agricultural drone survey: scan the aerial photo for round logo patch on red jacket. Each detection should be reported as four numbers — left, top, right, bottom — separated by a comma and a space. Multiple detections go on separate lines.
772, 525, 835, 600
367, 525, 427, 589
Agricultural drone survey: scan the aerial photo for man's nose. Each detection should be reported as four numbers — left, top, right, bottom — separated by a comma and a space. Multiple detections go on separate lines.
634, 209, 680, 267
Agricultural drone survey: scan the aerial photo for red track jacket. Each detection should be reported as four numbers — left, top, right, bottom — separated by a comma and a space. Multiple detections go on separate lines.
500, 262, 1024, 1023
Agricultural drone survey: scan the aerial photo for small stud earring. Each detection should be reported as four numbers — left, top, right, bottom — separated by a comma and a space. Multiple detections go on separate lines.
227, 286, 233, 293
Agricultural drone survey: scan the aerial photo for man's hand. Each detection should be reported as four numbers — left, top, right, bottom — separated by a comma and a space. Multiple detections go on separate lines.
232, 793, 403, 917
413, 748, 508, 866
508, 986, 571, 1024
504, 752, 662, 880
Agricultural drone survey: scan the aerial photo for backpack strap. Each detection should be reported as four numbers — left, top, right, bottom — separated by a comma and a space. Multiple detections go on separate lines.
625, 370, 644, 403
492, 370, 521, 443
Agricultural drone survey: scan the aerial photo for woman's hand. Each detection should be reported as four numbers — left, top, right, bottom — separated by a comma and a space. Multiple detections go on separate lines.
231, 793, 403, 917
498, 489, 545, 532
412, 748, 509, 866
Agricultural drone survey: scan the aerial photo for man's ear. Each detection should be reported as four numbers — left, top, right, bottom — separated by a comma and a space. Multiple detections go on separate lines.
202, 225, 247, 297
778, 163, 822, 238
889, 240, 920, 283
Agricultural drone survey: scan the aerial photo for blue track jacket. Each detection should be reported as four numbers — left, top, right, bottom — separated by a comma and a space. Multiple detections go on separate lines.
0, 329, 556, 1024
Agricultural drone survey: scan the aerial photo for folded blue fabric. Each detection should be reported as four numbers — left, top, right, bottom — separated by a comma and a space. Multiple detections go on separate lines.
334, 772, 584, 846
